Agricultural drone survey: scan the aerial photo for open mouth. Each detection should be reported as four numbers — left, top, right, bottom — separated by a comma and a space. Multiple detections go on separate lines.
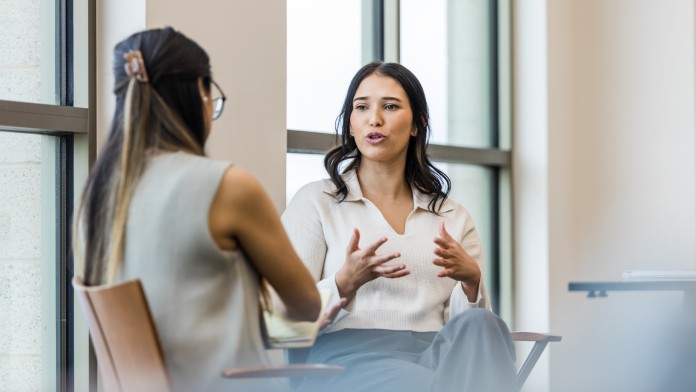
366, 133, 386, 144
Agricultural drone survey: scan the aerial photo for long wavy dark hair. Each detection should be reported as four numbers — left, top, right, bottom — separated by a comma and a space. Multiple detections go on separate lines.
324, 61, 451, 212
75, 27, 212, 285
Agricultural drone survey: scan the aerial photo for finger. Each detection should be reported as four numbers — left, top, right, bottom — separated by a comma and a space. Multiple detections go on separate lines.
432, 258, 452, 268
439, 222, 454, 242
374, 263, 407, 275
382, 269, 410, 279
319, 308, 337, 329
436, 268, 453, 278
324, 302, 342, 321
346, 228, 360, 254
364, 236, 389, 255
433, 247, 448, 258
319, 298, 347, 330
370, 252, 401, 266
433, 237, 450, 249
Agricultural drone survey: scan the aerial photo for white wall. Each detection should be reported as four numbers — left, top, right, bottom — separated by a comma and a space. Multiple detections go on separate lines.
96, 0, 146, 153
512, 0, 550, 388
514, 0, 696, 390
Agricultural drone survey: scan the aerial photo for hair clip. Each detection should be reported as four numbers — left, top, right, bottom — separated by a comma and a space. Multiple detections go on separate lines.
124, 50, 149, 82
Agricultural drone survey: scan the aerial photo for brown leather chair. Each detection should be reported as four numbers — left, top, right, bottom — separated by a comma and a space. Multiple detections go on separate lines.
72, 276, 343, 392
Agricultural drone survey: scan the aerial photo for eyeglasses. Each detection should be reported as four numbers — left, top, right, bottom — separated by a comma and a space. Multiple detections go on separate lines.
210, 79, 227, 121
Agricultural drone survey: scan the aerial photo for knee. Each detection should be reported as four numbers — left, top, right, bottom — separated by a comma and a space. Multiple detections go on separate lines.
446, 310, 515, 357
449, 309, 508, 332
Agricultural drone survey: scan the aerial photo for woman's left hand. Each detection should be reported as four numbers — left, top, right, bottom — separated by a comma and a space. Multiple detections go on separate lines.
433, 222, 481, 302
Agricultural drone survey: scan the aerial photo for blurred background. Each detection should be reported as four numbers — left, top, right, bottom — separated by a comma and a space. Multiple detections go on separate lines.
1, 1, 695, 391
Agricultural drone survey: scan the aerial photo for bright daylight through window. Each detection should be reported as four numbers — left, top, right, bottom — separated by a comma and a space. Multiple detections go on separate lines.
286, 0, 511, 318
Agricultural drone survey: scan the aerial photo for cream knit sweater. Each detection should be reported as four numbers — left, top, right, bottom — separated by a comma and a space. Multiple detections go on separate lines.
281, 170, 489, 334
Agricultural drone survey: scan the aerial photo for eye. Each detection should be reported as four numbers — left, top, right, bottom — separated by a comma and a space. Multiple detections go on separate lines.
354, 104, 368, 111
384, 103, 399, 111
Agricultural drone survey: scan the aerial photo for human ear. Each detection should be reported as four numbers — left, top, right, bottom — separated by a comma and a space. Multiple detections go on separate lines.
197, 77, 209, 102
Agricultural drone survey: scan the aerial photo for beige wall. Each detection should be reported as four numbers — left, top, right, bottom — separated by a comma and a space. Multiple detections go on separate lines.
92, 1, 288, 375
146, 0, 287, 210
514, 0, 696, 390
97, 0, 287, 210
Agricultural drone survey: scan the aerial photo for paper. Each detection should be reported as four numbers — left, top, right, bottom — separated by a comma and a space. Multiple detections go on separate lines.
622, 270, 696, 281
261, 288, 332, 349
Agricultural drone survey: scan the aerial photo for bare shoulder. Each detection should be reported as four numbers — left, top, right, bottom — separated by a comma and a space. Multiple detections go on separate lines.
217, 166, 267, 208
209, 166, 274, 242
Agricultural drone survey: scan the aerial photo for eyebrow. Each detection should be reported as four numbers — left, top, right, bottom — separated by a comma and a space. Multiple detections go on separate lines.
353, 96, 403, 102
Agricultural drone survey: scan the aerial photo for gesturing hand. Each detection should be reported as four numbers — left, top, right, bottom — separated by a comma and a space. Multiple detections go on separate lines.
319, 298, 348, 330
433, 222, 481, 302
335, 228, 409, 303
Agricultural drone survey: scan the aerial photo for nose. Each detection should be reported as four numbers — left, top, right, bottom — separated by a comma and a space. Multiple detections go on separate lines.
369, 110, 383, 127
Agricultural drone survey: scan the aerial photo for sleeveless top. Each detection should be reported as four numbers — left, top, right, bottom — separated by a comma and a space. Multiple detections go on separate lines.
120, 152, 285, 392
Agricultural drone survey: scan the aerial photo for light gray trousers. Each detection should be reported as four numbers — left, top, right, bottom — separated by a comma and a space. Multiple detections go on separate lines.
298, 309, 517, 392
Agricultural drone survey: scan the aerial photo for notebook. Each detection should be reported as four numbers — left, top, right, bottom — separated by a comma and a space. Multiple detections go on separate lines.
622, 270, 696, 281
261, 288, 332, 349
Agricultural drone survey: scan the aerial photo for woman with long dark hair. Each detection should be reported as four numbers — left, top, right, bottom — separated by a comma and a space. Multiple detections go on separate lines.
282, 62, 516, 391
74, 27, 321, 391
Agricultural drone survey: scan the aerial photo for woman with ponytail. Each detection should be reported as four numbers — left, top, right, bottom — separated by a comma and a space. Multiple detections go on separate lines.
74, 27, 321, 391
281, 62, 517, 391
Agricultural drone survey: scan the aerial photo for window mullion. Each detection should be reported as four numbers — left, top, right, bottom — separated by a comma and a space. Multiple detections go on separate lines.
55, 135, 73, 392
383, 0, 400, 62
57, 0, 73, 106
362, 0, 384, 62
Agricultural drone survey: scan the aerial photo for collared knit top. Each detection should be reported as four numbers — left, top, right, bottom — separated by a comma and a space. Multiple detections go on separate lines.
281, 170, 489, 335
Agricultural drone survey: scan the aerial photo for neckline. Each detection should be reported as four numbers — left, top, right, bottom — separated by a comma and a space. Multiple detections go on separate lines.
360, 196, 416, 236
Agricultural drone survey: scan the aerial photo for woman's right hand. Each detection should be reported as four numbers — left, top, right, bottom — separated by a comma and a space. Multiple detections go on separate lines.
335, 228, 409, 303
319, 298, 348, 330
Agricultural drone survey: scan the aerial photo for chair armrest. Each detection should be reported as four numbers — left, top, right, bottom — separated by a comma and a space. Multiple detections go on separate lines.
510, 332, 562, 390
221, 364, 344, 379
511, 332, 562, 343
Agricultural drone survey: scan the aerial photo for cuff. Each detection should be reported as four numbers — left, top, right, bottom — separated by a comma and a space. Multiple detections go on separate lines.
449, 281, 488, 316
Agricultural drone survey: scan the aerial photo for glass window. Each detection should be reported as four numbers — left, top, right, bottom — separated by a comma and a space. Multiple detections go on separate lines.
286, 153, 328, 205
0, 0, 57, 105
434, 162, 496, 301
287, 0, 362, 133
287, 1, 509, 316
401, 0, 496, 148
0, 0, 80, 389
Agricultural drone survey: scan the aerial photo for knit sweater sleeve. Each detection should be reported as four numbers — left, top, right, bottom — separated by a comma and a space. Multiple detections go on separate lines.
281, 182, 350, 327
447, 211, 491, 319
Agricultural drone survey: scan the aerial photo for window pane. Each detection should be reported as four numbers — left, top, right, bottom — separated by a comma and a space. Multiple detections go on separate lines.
286, 153, 328, 205
0, 132, 57, 389
434, 162, 496, 303
401, 0, 495, 148
287, 0, 362, 133
0, 0, 57, 104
